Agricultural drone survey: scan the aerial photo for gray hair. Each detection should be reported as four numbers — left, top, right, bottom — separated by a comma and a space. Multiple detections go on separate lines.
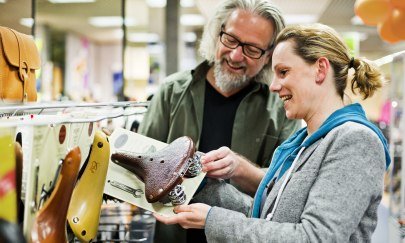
199, 0, 285, 83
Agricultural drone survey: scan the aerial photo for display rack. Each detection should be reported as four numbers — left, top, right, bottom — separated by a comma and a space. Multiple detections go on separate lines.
0, 101, 149, 124
0, 101, 153, 242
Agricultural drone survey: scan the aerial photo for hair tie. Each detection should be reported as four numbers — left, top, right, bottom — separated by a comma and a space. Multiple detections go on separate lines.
348, 57, 355, 69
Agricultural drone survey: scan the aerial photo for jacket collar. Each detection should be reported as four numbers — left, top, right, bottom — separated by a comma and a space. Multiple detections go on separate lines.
258, 139, 321, 218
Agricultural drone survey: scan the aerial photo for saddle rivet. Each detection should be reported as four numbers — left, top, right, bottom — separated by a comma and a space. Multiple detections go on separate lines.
158, 188, 163, 193
73, 217, 79, 223
149, 195, 153, 199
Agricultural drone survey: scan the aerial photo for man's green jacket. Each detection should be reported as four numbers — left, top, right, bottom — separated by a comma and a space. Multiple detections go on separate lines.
138, 61, 300, 167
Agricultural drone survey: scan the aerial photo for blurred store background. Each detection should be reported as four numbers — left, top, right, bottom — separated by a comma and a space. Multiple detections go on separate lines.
1, 0, 405, 242
0, 0, 404, 105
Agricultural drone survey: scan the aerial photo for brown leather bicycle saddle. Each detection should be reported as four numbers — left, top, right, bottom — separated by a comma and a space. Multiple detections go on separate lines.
111, 136, 195, 203
31, 147, 81, 243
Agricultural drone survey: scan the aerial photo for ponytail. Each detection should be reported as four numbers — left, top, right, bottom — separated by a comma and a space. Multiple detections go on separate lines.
350, 57, 382, 99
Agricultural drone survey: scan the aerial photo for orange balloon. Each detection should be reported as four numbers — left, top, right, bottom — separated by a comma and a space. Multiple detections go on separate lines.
378, 13, 402, 43
391, 0, 405, 9
355, 0, 391, 26
391, 9, 405, 38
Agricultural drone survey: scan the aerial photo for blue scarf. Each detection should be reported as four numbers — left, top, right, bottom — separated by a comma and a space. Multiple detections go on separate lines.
251, 103, 391, 218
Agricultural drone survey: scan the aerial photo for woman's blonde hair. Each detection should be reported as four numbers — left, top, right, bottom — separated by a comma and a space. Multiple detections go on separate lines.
275, 23, 382, 99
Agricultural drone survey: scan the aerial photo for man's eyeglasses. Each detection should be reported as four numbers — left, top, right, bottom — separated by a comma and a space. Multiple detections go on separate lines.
219, 30, 270, 59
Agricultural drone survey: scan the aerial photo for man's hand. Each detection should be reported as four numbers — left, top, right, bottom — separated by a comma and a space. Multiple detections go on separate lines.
153, 203, 211, 229
201, 146, 265, 195
201, 146, 241, 179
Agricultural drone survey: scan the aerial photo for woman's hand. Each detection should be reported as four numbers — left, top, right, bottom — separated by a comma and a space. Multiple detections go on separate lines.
153, 203, 211, 229
201, 146, 241, 179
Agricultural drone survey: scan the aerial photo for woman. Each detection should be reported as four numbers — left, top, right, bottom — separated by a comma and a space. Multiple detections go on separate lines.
155, 24, 391, 242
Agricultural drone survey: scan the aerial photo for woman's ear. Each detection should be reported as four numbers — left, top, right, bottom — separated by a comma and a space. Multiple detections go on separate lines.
315, 57, 330, 84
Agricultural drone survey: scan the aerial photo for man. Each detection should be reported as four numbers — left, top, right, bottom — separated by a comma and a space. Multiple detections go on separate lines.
138, 0, 300, 242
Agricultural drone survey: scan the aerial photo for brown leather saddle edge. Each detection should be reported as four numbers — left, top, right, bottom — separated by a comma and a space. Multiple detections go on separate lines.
111, 136, 195, 203
14, 142, 23, 223
30, 147, 81, 243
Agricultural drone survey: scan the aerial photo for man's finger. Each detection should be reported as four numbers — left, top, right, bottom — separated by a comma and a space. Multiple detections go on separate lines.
202, 157, 230, 172
206, 167, 232, 179
201, 147, 230, 164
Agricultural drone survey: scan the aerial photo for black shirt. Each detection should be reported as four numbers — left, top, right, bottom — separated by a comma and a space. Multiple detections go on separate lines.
187, 79, 253, 243
198, 79, 254, 153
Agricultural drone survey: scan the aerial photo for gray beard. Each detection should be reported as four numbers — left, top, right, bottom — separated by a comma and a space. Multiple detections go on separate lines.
213, 60, 249, 93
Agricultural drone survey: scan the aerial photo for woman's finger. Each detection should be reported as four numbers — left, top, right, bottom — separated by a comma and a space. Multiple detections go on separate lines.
153, 213, 178, 225
173, 205, 192, 213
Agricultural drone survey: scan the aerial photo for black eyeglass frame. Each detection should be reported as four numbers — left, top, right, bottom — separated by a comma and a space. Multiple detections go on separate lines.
219, 29, 272, 59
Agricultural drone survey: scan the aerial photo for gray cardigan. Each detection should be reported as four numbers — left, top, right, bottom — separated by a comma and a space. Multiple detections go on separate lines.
194, 122, 386, 242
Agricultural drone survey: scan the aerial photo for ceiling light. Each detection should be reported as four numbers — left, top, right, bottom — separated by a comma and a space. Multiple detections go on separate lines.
284, 14, 318, 25
88, 16, 137, 27
181, 0, 195, 8
180, 14, 205, 26
183, 32, 197, 42
20, 18, 34, 28
48, 0, 95, 3
127, 33, 160, 43
147, 0, 166, 8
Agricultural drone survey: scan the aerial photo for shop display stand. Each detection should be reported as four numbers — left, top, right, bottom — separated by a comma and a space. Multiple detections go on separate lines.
0, 101, 149, 123
0, 101, 151, 242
